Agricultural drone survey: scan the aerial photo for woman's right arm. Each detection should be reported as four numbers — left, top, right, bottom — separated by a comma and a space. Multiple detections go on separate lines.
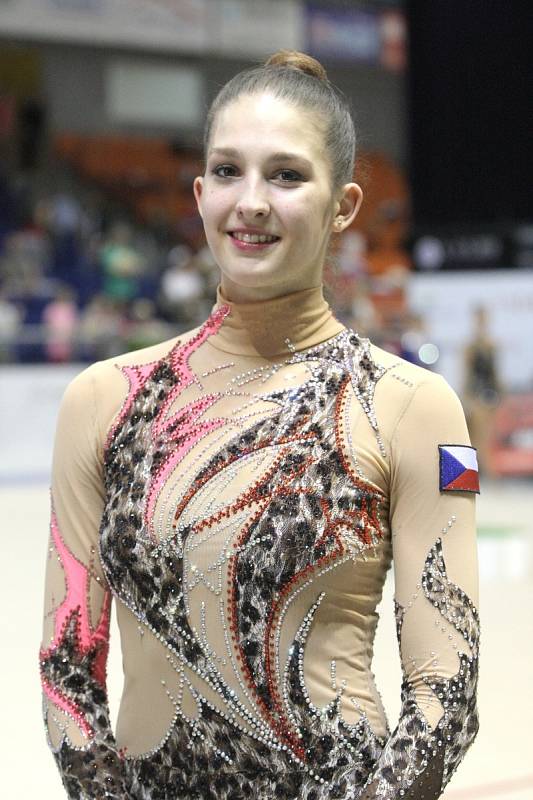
39, 365, 128, 798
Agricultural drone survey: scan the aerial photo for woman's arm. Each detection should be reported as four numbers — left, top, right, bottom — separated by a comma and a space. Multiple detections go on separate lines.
39, 366, 128, 798
362, 375, 480, 799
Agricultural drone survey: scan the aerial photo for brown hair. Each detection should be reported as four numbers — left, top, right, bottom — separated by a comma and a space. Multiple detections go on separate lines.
203, 50, 356, 191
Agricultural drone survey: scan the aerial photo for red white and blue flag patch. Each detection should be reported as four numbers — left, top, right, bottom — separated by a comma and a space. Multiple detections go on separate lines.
438, 445, 480, 493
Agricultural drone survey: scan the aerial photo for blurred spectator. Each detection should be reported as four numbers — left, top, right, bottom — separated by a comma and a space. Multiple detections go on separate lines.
38, 191, 88, 285
16, 97, 46, 171
124, 299, 173, 352
400, 312, 427, 366
354, 151, 411, 277
99, 221, 145, 303
46, 192, 84, 237
0, 226, 50, 292
349, 283, 378, 338
365, 198, 411, 275
9, 271, 56, 361
43, 285, 79, 363
463, 306, 503, 477
0, 287, 21, 362
338, 230, 369, 279
0, 166, 19, 246
192, 244, 220, 295
369, 264, 409, 340
326, 232, 370, 322
79, 295, 124, 361
160, 244, 205, 323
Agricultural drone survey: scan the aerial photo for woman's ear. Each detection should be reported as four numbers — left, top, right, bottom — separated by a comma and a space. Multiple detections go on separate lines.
193, 176, 204, 219
332, 182, 363, 232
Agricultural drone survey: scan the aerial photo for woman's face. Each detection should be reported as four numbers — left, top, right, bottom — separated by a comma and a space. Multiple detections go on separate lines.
194, 92, 358, 302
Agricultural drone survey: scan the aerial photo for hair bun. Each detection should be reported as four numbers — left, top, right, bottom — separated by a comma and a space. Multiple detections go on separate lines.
265, 50, 328, 82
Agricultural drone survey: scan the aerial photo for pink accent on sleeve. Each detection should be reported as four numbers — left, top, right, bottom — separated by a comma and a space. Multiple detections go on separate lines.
48, 511, 111, 683
40, 511, 112, 737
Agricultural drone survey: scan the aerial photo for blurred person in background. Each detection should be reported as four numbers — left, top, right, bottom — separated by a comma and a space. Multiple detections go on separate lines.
43, 190, 87, 286
42, 284, 79, 363
2, 227, 55, 361
399, 311, 427, 367
349, 281, 379, 338
124, 297, 173, 352
16, 96, 46, 172
193, 241, 221, 295
159, 242, 205, 323
0, 165, 19, 246
463, 305, 502, 478
40, 50, 479, 800
99, 219, 145, 304
0, 224, 50, 293
0, 285, 21, 361
330, 228, 370, 323
78, 293, 125, 361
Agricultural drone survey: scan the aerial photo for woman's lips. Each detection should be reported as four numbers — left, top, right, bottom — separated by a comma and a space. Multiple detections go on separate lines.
227, 232, 281, 251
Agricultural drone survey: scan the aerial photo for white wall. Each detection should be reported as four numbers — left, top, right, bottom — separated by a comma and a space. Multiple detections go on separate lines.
0, 364, 82, 484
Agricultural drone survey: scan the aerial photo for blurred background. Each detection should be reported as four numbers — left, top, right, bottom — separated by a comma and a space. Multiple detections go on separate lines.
0, 1, 531, 798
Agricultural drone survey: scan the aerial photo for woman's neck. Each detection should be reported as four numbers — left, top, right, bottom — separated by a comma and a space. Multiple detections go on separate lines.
207, 283, 345, 358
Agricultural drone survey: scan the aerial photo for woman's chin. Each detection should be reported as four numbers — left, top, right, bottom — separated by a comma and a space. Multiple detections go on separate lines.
218, 263, 282, 287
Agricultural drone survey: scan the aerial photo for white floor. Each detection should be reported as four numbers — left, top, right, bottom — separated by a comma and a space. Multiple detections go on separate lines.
2, 479, 532, 799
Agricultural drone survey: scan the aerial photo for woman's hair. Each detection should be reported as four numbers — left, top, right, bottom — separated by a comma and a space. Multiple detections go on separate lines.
204, 50, 356, 191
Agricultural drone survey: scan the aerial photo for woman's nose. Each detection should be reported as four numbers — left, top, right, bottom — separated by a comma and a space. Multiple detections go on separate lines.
235, 179, 270, 219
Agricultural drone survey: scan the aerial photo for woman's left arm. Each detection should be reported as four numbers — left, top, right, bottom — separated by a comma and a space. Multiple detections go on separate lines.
362, 374, 480, 799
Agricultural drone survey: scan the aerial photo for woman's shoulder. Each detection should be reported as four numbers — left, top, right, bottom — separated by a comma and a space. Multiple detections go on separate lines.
99, 323, 205, 373
368, 342, 449, 389
61, 323, 206, 443
70, 323, 203, 387
367, 342, 464, 436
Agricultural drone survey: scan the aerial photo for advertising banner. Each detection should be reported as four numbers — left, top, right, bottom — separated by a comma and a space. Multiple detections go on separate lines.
305, 3, 406, 69
305, 4, 380, 63
0, 0, 303, 57
214, 0, 303, 57
0, 0, 210, 53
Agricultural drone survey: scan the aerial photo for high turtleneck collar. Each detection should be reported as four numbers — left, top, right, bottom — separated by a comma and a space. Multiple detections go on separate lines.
207, 283, 346, 357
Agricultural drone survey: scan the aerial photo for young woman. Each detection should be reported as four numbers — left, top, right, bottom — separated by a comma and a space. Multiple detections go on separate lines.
40, 50, 480, 799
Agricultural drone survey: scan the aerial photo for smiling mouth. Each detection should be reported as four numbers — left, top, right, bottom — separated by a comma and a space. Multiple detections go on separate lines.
228, 231, 280, 244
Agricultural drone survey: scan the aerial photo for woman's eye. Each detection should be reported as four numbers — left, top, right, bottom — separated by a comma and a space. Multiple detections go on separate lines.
213, 164, 238, 178
276, 169, 303, 182
211, 165, 303, 182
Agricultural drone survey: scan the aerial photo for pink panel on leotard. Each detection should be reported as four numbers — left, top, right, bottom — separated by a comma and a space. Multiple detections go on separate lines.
106, 360, 157, 449
143, 305, 231, 535
144, 394, 226, 535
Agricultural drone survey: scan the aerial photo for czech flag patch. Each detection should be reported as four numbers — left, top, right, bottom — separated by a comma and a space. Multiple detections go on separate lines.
438, 445, 480, 493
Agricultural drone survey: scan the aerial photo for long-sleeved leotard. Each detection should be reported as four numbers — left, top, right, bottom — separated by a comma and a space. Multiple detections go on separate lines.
40, 285, 479, 799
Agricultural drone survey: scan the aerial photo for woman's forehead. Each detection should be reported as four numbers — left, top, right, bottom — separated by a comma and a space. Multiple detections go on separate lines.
210, 92, 326, 160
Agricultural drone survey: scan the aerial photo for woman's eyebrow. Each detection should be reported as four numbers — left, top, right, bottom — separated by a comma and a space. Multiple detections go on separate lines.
209, 147, 311, 168
210, 147, 239, 157
269, 152, 312, 168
